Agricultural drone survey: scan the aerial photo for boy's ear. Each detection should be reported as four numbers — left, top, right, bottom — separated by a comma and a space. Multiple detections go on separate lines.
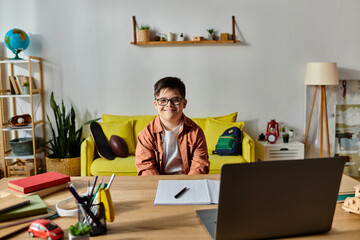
154, 100, 158, 108
183, 99, 187, 109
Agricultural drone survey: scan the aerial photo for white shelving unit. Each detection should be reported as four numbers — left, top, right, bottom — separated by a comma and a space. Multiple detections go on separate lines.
0, 56, 45, 177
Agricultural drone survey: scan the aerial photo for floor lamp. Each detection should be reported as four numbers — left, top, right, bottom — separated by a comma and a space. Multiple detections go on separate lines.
304, 62, 339, 157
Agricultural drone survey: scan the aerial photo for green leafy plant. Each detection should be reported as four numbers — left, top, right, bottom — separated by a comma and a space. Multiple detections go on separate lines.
139, 24, 150, 30
68, 222, 91, 236
46, 92, 99, 158
282, 133, 289, 138
207, 28, 214, 34
23, 82, 29, 86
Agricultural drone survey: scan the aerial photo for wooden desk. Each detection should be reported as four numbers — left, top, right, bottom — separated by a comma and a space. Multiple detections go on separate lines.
1, 174, 360, 239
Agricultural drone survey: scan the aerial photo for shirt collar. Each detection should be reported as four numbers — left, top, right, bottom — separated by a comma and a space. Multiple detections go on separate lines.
153, 114, 192, 133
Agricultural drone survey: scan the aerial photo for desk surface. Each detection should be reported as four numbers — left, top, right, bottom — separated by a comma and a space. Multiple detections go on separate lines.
1, 174, 360, 240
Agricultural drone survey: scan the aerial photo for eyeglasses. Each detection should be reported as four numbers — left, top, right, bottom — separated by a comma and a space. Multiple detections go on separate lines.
155, 97, 184, 106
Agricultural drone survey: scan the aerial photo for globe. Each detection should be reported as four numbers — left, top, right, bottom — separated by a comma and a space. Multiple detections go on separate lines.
4, 28, 30, 60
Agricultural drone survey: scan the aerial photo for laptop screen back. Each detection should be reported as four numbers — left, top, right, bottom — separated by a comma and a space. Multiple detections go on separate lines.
216, 157, 346, 240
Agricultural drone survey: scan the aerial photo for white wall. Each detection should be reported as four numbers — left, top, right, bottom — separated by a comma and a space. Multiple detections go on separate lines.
1, 0, 360, 140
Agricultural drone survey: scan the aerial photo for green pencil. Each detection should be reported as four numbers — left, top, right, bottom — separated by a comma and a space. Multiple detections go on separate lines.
91, 179, 103, 203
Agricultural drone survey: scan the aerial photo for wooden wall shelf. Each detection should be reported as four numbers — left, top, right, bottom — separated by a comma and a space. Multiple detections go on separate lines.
131, 40, 240, 45
131, 16, 240, 46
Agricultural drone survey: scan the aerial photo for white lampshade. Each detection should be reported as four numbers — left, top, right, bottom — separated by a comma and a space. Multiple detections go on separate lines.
304, 62, 339, 85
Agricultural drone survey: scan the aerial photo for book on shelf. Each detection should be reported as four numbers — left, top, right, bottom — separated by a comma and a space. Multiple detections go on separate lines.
0, 194, 48, 222
1, 182, 68, 198
0, 194, 30, 214
14, 76, 23, 94
17, 75, 37, 90
9, 76, 19, 95
8, 77, 16, 94
7, 171, 71, 194
154, 179, 220, 205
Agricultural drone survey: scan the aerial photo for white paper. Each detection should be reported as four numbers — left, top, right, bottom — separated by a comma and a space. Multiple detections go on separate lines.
154, 180, 220, 205
206, 180, 220, 204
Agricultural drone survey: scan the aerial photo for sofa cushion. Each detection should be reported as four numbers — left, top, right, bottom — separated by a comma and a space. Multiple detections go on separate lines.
192, 112, 238, 131
208, 154, 247, 174
91, 156, 137, 176
102, 114, 156, 143
100, 122, 136, 155
90, 154, 246, 176
205, 118, 245, 153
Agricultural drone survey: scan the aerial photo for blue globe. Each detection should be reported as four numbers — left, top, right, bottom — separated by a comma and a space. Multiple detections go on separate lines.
4, 28, 30, 60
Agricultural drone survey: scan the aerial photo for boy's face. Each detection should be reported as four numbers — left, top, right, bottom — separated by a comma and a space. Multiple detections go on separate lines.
154, 88, 187, 125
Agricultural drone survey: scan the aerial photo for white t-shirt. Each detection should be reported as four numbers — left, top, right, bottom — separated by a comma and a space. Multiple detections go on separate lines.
162, 123, 184, 175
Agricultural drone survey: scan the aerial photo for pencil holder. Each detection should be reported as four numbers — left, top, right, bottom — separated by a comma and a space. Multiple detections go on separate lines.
77, 202, 107, 236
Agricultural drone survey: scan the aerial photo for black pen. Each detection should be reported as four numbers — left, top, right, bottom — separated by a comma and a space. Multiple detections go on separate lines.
88, 176, 98, 205
174, 187, 188, 199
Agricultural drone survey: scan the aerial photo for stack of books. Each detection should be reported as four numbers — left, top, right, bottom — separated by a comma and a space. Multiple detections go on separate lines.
4, 171, 70, 197
0, 172, 70, 238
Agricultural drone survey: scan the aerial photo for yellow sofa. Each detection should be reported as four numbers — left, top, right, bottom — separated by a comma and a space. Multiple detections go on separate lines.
81, 113, 255, 176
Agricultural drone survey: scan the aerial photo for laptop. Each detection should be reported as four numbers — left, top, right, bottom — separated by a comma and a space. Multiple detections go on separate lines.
196, 157, 347, 240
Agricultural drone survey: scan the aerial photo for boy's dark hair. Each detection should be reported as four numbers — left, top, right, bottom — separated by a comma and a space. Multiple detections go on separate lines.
154, 77, 186, 98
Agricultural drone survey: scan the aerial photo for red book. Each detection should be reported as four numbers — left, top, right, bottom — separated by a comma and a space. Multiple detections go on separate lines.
7, 172, 70, 194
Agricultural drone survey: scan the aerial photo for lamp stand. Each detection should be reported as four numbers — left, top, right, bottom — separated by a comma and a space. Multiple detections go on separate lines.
304, 85, 331, 157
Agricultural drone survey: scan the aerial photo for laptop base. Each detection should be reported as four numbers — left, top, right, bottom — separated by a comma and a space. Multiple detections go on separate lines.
196, 209, 217, 240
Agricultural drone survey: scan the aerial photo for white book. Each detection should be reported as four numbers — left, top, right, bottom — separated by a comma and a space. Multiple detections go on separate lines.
154, 179, 220, 205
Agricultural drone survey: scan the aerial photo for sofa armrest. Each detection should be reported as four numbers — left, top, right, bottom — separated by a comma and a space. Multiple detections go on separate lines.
242, 132, 255, 163
81, 136, 95, 176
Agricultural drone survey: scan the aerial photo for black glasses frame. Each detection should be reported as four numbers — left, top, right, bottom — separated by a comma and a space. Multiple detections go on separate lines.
155, 97, 184, 106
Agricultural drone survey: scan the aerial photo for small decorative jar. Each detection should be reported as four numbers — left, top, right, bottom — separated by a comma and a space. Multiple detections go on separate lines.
22, 83, 30, 94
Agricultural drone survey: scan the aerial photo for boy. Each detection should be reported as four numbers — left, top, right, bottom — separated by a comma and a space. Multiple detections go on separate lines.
135, 77, 210, 175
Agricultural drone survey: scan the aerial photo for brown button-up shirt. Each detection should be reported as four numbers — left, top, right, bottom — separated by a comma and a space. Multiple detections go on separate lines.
135, 114, 210, 175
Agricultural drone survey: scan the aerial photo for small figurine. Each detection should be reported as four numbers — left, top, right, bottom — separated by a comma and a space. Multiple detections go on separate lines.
342, 184, 360, 214
28, 219, 64, 240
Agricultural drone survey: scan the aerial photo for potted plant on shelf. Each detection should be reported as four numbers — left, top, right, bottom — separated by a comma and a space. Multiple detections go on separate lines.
179, 33, 185, 41
282, 133, 289, 143
68, 222, 91, 240
138, 24, 150, 42
22, 82, 30, 95
207, 28, 214, 40
45, 92, 99, 176
289, 129, 295, 138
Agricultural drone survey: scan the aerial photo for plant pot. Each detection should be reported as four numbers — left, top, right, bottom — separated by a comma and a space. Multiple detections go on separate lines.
283, 137, 289, 143
45, 156, 80, 176
22, 85, 30, 94
208, 34, 214, 40
138, 29, 150, 42
68, 233, 89, 240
